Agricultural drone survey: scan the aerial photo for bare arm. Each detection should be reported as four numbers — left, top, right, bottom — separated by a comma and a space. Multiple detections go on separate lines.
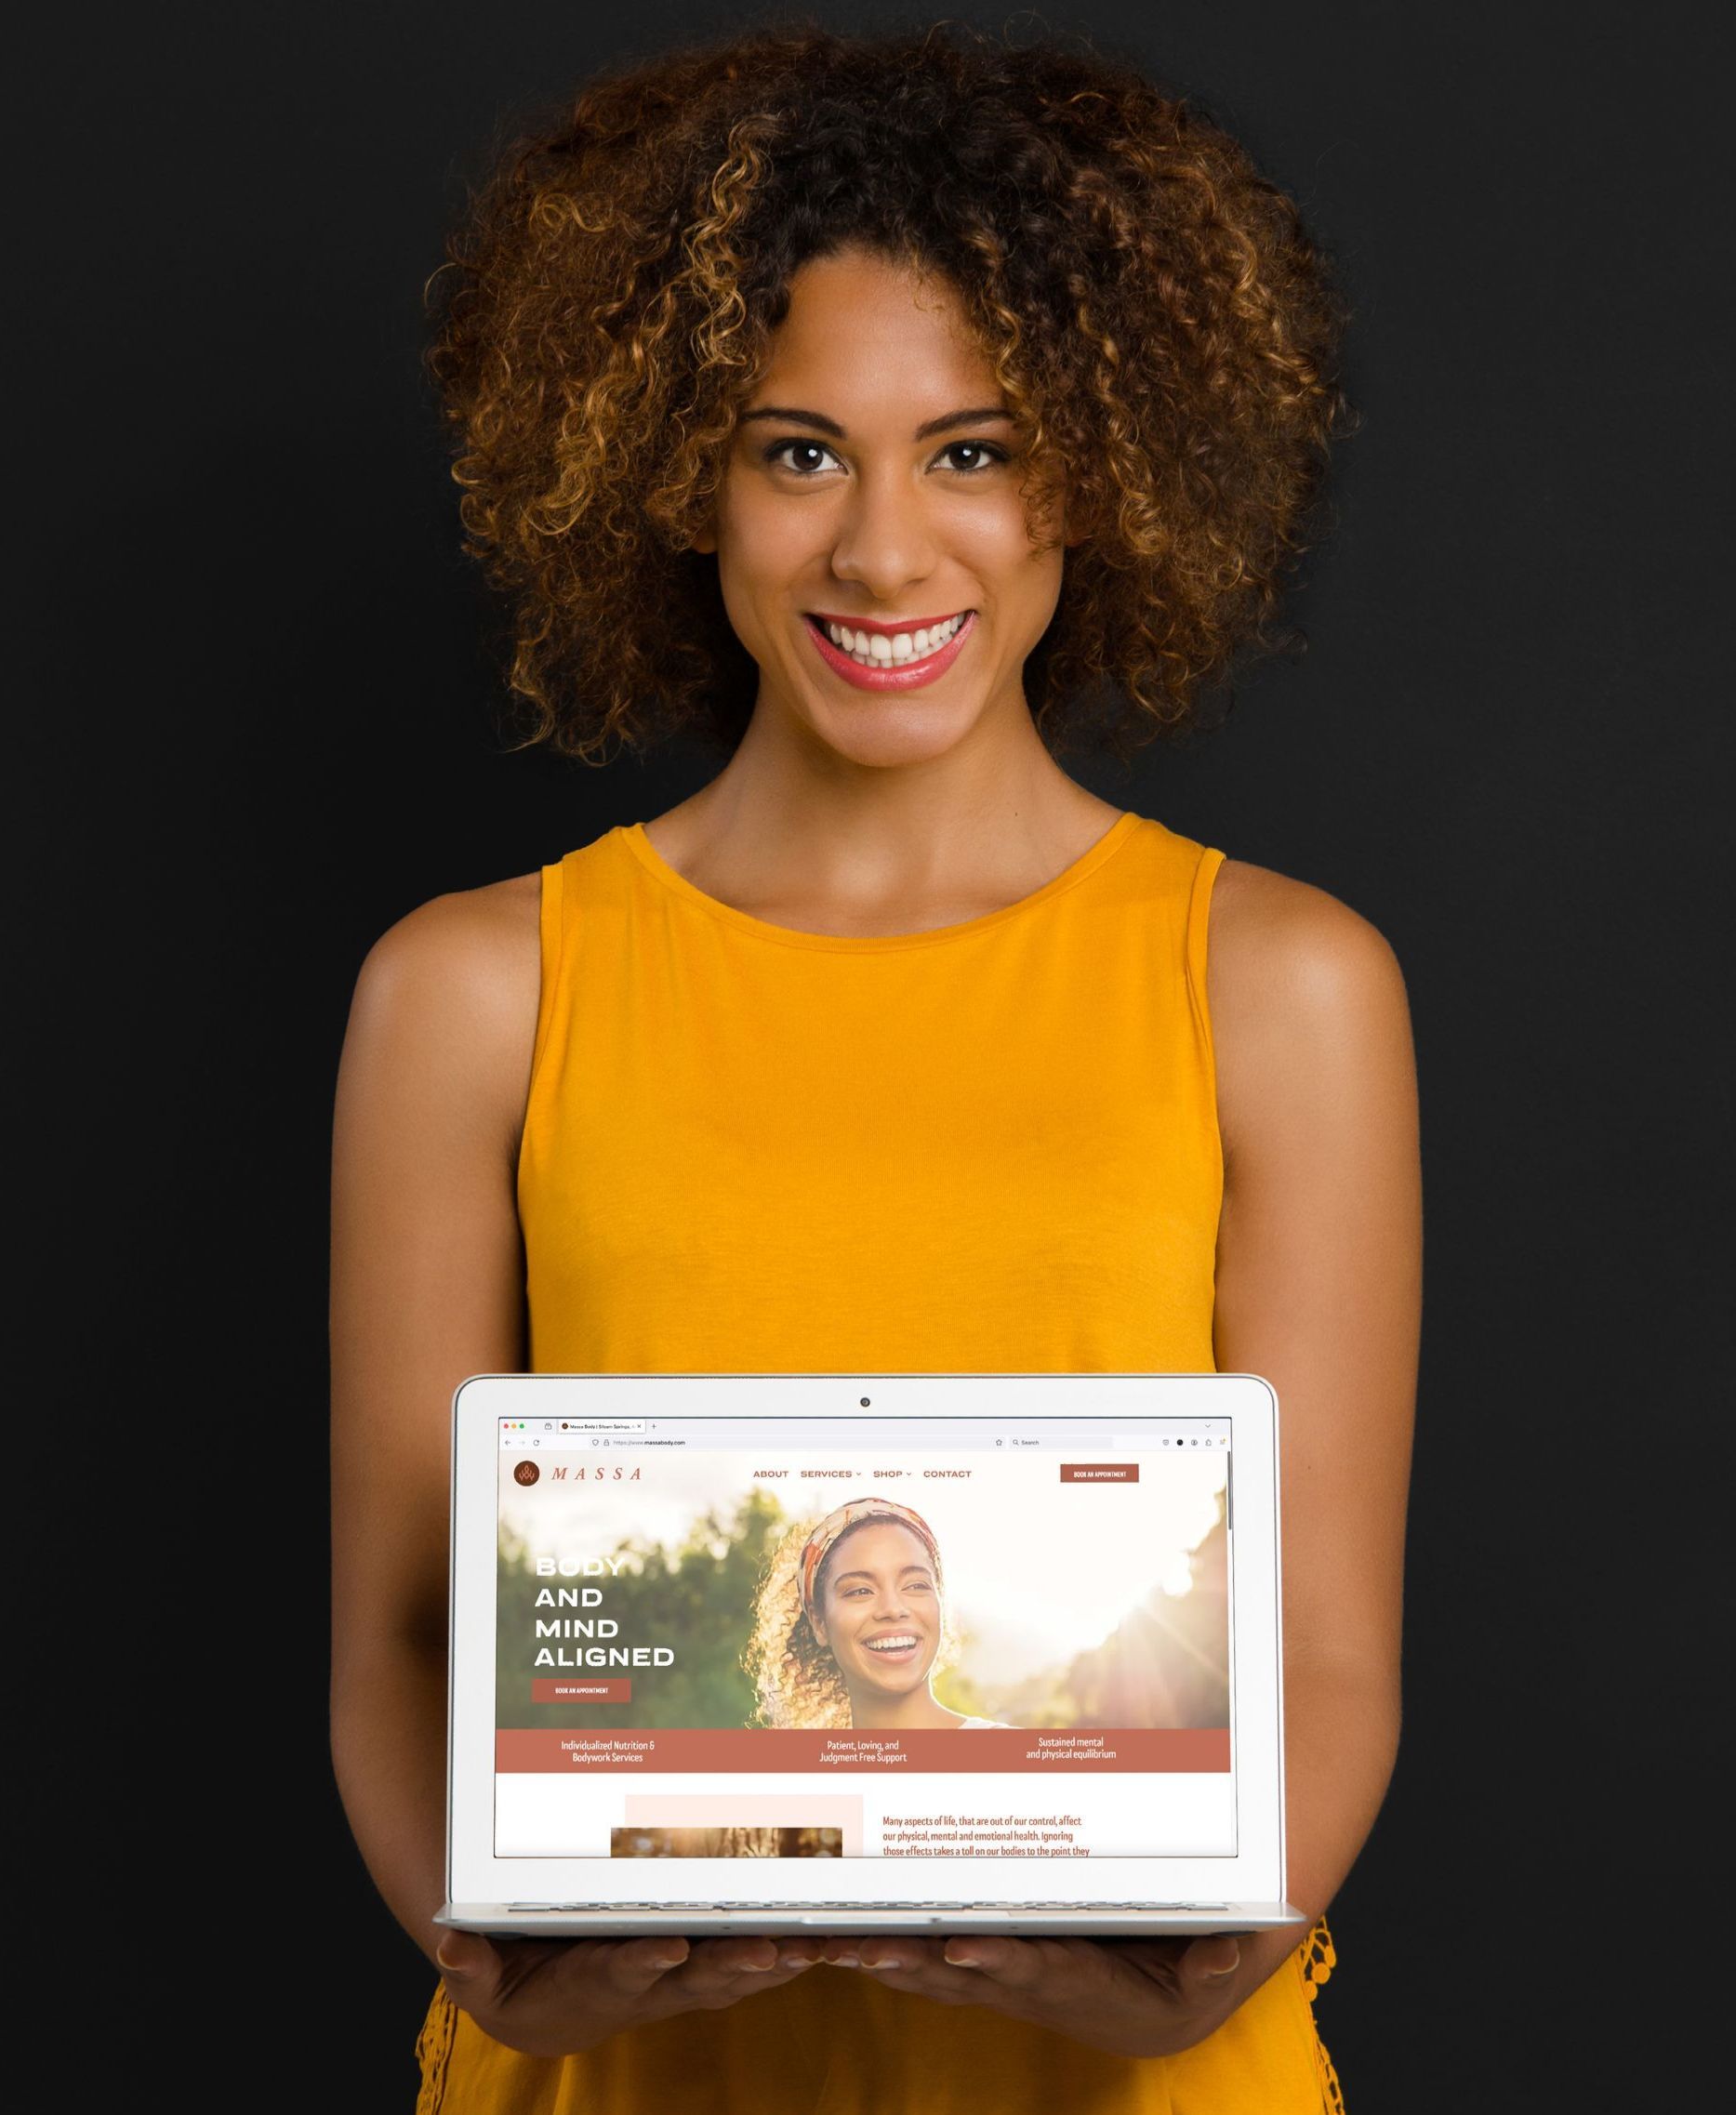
1201, 857, 1421, 2005
815, 860, 1421, 2054
329, 875, 824, 2051
329, 877, 541, 1964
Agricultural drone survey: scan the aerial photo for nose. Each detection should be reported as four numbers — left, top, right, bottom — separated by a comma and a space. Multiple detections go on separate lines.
828, 461, 941, 606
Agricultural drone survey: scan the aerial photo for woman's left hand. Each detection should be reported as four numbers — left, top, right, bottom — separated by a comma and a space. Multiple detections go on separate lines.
815, 1931, 1246, 2057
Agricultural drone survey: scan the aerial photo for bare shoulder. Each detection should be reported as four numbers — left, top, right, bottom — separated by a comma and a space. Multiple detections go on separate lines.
339, 871, 544, 1153
353, 870, 542, 1018
1206, 859, 1415, 1165
1207, 857, 1408, 1012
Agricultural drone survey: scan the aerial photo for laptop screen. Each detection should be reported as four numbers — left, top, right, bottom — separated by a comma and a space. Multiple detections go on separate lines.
491, 1410, 1238, 1866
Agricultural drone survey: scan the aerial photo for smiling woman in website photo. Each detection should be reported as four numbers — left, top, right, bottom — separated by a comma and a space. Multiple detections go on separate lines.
745, 1498, 1014, 1730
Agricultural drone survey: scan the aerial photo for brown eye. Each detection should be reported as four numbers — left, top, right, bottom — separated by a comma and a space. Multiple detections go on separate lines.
939, 442, 1006, 472
765, 439, 838, 474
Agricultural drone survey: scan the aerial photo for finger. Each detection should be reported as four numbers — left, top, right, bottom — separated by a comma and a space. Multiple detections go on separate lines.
818, 1936, 918, 1964
942, 1936, 1022, 1979
941, 1936, 1062, 1989
750, 1945, 824, 1987
434, 1931, 500, 1993
677, 1936, 783, 1982
1181, 1935, 1241, 1987
819, 1937, 949, 1973
603, 1935, 693, 1994
850, 1937, 949, 1973
438, 1931, 585, 2011
832, 1941, 998, 2006
823, 1937, 956, 1961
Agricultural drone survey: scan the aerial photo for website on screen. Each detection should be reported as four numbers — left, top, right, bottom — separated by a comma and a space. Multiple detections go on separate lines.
495, 1416, 1236, 1861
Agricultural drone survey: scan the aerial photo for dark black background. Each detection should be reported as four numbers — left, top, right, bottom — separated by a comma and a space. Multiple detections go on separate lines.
20, 2, 1730, 2105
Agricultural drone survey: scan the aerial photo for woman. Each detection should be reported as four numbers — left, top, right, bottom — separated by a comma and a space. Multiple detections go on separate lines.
744, 1497, 1012, 1731
331, 20, 1419, 2112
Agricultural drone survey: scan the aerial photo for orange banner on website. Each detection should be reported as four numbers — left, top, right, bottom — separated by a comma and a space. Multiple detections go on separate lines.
497, 1728, 1231, 1772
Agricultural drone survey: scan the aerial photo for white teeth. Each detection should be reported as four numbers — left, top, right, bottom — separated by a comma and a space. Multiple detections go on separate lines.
865, 1635, 918, 1651
822, 615, 967, 667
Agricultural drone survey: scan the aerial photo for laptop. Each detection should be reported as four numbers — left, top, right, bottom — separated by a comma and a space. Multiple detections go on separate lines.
439, 1372, 1304, 1938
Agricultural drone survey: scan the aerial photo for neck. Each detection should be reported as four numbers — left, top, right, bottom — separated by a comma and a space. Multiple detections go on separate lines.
659, 709, 1120, 931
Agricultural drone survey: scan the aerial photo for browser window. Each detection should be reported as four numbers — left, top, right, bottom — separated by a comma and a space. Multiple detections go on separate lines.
494, 1415, 1237, 1864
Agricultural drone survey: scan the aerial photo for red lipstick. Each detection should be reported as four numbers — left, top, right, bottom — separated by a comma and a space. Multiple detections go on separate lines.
803, 611, 977, 693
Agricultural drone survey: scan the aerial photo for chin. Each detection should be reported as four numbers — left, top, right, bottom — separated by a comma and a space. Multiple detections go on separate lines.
861, 1659, 937, 1695
805, 696, 986, 770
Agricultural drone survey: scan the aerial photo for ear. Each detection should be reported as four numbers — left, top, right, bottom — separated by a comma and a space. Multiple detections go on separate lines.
807, 1610, 827, 1646
691, 520, 718, 555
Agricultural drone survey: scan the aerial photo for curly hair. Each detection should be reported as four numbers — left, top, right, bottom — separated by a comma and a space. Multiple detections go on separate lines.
425, 15, 1352, 765
743, 1510, 955, 1728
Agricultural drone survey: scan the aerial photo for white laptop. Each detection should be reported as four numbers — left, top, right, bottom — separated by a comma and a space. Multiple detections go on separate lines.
439, 1372, 1304, 1938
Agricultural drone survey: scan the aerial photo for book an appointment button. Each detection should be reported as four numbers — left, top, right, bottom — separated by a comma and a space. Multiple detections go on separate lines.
1059, 1463, 1140, 1483
531, 1678, 633, 1702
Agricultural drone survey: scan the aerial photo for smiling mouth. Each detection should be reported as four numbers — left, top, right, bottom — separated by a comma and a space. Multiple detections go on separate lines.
807, 613, 972, 668
861, 1633, 921, 1656
802, 609, 978, 691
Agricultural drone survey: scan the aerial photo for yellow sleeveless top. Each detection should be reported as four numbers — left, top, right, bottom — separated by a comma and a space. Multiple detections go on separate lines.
417, 810, 1345, 2113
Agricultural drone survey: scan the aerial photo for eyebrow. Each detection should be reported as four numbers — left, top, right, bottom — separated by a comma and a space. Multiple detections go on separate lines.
830, 1565, 935, 1585
738, 405, 1014, 443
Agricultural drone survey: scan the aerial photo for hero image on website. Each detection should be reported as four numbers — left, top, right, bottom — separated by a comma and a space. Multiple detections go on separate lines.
496, 1413, 1235, 1862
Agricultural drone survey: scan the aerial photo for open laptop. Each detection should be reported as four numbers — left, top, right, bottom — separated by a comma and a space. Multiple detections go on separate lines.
440, 1372, 1303, 1939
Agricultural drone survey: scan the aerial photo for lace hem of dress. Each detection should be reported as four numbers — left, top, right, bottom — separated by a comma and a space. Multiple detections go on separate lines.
415, 1985, 457, 2115
1298, 1915, 1345, 2114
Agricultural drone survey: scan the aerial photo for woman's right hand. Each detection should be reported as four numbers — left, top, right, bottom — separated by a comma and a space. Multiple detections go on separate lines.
434, 1929, 821, 2056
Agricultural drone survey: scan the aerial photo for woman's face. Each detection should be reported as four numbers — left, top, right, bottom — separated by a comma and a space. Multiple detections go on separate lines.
694, 244, 1076, 771
812, 1520, 942, 1699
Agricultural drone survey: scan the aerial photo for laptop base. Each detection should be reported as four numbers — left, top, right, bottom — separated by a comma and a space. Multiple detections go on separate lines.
440, 1900, 1305, 1938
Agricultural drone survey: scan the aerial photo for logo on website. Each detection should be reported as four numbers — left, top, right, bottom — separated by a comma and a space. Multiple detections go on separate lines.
512, 1461, 540, 1487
